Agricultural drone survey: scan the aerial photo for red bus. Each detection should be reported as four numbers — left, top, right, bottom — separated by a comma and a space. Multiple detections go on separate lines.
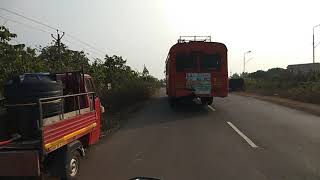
165, 36, 228, 106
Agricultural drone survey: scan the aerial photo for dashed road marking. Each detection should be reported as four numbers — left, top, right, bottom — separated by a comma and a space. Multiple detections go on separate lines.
207, 105, 216, 112
227, 121, 259, 148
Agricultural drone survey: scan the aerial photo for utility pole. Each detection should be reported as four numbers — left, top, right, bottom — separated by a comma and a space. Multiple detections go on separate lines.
313, 24, 320, 63
51, 30, 65, 70
243, 53, 245, 73
313, 27, 315, 63
243, 51, 251, 73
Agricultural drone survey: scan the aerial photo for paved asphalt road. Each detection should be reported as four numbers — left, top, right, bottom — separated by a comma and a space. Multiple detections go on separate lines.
78, 89, 320, 180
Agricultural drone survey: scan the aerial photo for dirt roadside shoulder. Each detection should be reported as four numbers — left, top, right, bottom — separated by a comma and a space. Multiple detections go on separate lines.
235, 92, 320, 117
100, 89, 161, 136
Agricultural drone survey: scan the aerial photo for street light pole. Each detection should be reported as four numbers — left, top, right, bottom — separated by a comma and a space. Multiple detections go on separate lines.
313, 27, 315, 63
243, 51, 251, 73
313, 24, 320, 63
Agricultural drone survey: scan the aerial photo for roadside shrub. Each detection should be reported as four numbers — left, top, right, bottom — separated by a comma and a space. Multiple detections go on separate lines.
243, 69, 320, 104
100, 80, 155, 112
288, 82, 320, 104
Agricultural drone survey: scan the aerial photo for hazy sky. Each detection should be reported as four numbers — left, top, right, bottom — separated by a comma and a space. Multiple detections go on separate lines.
1, 0, 320, 78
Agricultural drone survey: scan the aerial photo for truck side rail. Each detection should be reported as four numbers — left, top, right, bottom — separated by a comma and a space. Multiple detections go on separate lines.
38, 92, 95, 127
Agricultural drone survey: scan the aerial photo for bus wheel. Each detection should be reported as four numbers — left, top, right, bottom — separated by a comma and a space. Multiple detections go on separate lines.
207, 97, 213, 105
62, 150, 80, 180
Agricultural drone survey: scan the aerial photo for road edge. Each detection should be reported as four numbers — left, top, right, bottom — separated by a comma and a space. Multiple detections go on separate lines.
235, 92, 320, 117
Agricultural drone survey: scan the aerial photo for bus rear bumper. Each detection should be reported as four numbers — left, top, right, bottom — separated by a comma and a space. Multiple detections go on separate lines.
174, 88, 212, 97
173, 88, 227, 98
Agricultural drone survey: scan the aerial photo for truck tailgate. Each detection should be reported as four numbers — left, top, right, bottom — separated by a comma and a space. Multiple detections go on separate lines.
0, 150, 40, 176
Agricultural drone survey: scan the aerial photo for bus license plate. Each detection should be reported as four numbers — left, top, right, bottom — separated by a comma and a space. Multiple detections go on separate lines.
186, 73, 211, 95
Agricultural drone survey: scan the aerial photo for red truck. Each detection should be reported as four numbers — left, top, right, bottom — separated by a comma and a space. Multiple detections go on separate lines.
165, 36, 228, 106
0, 71, 104, 179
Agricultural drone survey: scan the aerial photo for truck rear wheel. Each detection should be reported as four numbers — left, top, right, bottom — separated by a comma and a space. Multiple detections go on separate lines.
62, 150, 80, 180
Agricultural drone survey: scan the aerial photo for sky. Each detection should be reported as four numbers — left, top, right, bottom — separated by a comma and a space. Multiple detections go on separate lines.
1, 0, 320, 78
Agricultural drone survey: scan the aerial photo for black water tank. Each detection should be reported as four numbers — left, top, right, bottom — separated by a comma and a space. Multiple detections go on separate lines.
4, 73, 63, 140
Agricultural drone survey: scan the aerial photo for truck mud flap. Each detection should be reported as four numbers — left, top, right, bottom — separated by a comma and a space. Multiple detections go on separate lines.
0, 150, 40, 176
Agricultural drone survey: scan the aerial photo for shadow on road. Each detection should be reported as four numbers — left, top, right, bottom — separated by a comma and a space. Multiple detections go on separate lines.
122, 96, 210, 131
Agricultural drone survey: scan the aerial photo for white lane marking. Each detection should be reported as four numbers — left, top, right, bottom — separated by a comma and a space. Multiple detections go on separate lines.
227, 122, 259, 148
207, 105, 216, 112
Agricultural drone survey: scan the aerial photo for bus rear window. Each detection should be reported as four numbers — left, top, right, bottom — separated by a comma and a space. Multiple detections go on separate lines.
176, 54, 196, 72
200, 54, 221, 70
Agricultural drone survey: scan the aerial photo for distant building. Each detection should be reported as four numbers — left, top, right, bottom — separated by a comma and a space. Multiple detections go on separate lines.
287, 63, 320, 73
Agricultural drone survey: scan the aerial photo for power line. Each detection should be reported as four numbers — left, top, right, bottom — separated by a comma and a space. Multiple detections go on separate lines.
0, 15, 105, 59
0, 15, 104, 59
0, 8, 107, 56
66, 34, 106, 56
63, 39, 103, 63
0, 7, 58, 31
0, 14, 103, 57
0, 15, 52, 34
63, 38, 104, 58
0, 12, 105, 61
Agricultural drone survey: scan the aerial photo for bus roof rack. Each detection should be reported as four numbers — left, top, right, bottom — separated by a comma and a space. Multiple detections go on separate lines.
178, 36, 211, 43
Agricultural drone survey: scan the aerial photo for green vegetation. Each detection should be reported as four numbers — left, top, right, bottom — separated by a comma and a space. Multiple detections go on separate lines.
230, 73, 241, 79
240, 68, 320, 104
0, 25, 160, 117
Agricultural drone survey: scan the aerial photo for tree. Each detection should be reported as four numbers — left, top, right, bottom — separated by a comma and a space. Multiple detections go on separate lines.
104, 55, 127, 70
0, 26, 16, 42
230, 73, 240, 79
247, 70, 266, 79
0, 26, 41, 93
38, 42, 90, 72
